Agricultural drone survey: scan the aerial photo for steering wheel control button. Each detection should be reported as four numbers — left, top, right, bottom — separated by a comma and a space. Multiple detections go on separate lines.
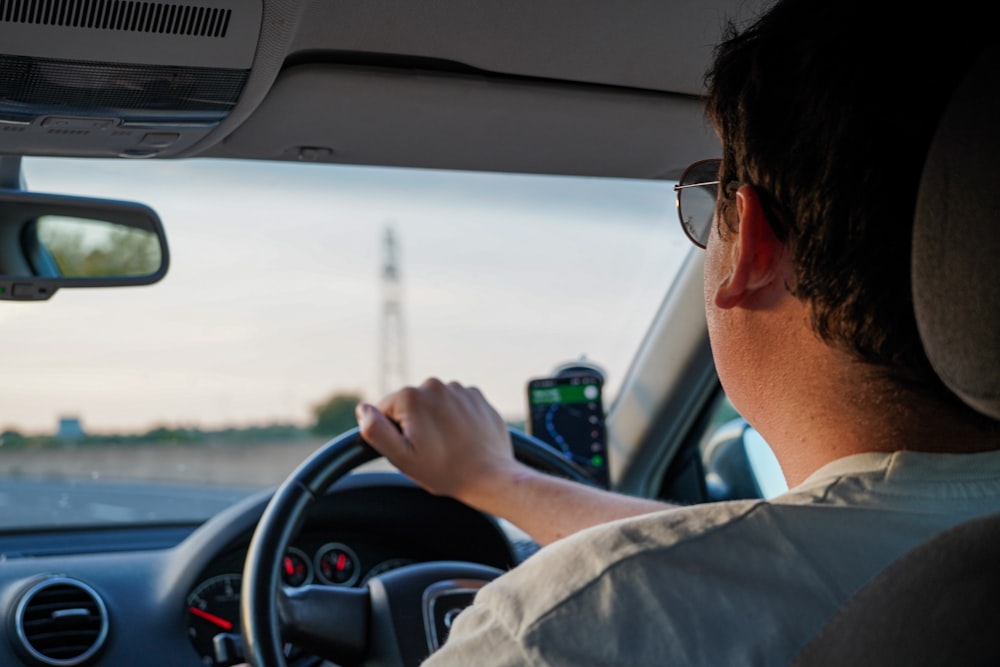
422, 579, 491, 651
316, 543, 360, 586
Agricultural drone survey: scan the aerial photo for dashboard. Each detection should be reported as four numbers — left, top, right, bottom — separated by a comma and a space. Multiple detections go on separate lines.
0, 473, 523, 667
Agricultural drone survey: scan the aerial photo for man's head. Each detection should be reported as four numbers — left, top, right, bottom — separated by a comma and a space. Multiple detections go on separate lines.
702, 0, 990, 407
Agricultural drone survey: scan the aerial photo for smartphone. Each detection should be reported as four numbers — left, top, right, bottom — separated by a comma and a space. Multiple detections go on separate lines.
526, 374, 610, 488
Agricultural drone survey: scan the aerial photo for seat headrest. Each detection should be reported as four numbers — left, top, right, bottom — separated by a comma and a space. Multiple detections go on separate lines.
913, 41, 1000, 419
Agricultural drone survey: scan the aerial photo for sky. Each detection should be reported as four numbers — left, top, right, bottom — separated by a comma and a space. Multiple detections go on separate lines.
0, 157, 690, 434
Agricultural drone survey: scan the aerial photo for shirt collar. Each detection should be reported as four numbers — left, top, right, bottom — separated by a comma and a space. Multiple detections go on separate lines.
797, 448, 1000, 491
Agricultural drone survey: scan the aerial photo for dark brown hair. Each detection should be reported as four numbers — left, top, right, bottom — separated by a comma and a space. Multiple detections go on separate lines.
705, 0, 988, 399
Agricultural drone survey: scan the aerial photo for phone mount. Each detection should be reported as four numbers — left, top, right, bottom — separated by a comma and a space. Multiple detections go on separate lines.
551, 359, 605, 383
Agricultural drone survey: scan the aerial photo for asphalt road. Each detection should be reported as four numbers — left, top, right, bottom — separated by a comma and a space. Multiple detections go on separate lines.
0, 439, 397, 530
0, 477, 259, 529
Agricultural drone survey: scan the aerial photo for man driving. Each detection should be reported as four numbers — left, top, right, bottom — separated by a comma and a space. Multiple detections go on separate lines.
356, 0, 1000, 663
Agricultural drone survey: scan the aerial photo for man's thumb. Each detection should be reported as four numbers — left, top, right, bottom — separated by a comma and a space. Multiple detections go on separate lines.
356, 402, 409, 457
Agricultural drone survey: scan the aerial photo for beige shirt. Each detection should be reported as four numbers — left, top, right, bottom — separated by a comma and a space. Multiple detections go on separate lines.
424, 450, 1000, 666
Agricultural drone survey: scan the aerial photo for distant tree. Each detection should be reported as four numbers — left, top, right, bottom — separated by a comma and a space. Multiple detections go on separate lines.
235, 423, 306, 441
38, 219, 161, 278
0, 430, 25, 447
141, 426, 199, 443
312, 392, 363, 436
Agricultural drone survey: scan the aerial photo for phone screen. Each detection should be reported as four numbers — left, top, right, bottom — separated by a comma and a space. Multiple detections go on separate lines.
527, 375, 610, 488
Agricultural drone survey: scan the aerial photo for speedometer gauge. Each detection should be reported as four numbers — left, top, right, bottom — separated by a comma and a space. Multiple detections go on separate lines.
187, 545, 312, 667
187, 573, 241, 666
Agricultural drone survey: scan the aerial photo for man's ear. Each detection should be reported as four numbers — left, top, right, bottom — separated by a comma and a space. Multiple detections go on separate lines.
714, 185, 785, 310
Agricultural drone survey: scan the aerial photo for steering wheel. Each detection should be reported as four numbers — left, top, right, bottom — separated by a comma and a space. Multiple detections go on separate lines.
240, 426, 594, 667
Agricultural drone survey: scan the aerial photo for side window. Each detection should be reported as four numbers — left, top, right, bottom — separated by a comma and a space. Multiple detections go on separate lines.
697, 394, 787, 500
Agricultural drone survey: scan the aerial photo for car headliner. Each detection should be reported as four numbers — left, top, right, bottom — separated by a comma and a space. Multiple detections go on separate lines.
2, 0, 772, 178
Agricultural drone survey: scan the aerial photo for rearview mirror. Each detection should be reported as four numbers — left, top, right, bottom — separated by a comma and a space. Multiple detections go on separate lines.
0, 190, 169, 301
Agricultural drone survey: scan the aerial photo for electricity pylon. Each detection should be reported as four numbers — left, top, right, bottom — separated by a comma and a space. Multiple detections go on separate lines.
379, 225, 408, 397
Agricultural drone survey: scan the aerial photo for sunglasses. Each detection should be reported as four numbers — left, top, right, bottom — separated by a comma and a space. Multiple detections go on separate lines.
673, 158, 723, 249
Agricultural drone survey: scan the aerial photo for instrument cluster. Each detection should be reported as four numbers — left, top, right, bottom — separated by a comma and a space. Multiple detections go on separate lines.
186, 535, 416, 666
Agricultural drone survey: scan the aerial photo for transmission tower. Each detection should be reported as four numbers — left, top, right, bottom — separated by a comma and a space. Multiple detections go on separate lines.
379, 225, 408, 397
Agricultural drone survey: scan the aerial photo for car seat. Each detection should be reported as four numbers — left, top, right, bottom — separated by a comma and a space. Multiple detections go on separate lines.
791, 40, 1000, 666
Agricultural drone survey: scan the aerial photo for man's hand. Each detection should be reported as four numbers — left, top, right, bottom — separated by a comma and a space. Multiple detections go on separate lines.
356, 378, 531, 509
357, 377, 674, 546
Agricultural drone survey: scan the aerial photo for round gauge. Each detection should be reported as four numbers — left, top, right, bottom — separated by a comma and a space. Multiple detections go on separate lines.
315, 543, 360, 586
186, 573, 241, 666
362, 558, 417, 583
282, 546, 313, 587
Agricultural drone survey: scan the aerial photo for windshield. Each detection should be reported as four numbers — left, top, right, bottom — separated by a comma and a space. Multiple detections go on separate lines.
0, 157, 688, 529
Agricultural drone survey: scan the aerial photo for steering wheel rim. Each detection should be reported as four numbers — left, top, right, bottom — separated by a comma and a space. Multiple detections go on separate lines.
240, 426, 594, 667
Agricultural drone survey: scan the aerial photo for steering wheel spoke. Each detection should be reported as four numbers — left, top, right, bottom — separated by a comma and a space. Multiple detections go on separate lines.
367, 562, 503, 666
278, 584, 370, 664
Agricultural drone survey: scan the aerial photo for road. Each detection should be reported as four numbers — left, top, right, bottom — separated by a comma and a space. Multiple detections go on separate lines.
0, 438, 396, 529
0, 477, 258, 528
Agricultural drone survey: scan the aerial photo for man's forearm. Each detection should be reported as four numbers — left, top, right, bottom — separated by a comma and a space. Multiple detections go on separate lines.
462, 466, 677, 546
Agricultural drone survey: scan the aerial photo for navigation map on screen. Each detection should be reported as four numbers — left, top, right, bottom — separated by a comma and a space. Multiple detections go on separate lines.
527, 376, 610, 488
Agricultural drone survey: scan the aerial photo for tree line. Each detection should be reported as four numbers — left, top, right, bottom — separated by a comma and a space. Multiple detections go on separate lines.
0, 391, 364, 449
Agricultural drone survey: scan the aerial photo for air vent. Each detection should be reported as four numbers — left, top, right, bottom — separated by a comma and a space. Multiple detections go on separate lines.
0, 0, 259, 71
0, 0, 232, 38
14, 577, 109, 667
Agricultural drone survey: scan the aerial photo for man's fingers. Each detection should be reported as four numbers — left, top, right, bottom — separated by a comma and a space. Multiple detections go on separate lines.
356, 402, 411, 459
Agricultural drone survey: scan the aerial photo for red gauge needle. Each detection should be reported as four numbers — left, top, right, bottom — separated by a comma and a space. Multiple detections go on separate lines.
189, 606, 234, 631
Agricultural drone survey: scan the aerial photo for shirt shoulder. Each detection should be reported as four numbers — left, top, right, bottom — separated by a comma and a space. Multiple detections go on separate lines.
506, 500, 765, 625
425, 500, 767, 666
426, 451, 1000, 666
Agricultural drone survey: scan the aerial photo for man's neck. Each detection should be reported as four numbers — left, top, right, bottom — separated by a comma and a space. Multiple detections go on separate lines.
745, 346, 997, 488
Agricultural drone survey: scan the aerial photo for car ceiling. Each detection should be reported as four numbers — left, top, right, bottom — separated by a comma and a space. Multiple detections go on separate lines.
285, 0, 716, 94
1, 0, 771, 180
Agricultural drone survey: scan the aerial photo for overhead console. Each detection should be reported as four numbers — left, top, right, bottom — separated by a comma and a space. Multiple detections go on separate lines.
0, 0, 261, 158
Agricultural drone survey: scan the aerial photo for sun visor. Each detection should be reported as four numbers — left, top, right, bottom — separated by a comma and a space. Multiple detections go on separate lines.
213, 64, 717, 180
0, 0, 261, 158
